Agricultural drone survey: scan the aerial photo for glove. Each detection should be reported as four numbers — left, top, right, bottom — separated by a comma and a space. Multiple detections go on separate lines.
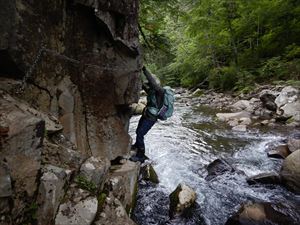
142, 66, 146, 72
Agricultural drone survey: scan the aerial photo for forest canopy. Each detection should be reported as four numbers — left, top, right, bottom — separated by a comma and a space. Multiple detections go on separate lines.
139, 0, 300, 92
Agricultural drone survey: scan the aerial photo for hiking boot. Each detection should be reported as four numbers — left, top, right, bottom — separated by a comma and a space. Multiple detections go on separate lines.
131, 144, 138, 152
129, 153, 149, 163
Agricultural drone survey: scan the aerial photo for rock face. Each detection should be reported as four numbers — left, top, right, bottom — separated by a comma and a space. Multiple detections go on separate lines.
0, 1, 140, 224
280, 150, 300, 194
0, 0, 140, 160
0, 94, 44, 220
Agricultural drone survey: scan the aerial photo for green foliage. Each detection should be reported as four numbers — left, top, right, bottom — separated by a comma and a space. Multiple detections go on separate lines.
97, 192, 107, 211
22, 202, 38, 225
140, 0, 300, 90
75, 176, 97, 193
209, 66, 238, 90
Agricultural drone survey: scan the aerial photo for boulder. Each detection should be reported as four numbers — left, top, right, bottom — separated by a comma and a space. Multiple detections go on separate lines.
280, 150, 300, 194
216, 111, 251, 122
246, 172, 281, 185
231, 100, 252, 112
79, 157, 110, 188
169, 183, 197, 218
108, 160, 140, 213
267, 145, 291, 159
287, 133, 300, 152
55, 189, 98, 225
94, 193, 136, 225
225, 202, 299, 225
227, 119, 239, 127
260, 93, 277, 111
281, 100, 300, 122
275, 86, 299, 108
206, 159, 235, 180
37, 165, 72, 225
140, 164, 159, 184
232, 124, 247, 132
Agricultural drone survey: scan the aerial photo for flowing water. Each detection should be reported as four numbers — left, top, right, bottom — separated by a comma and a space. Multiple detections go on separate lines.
129, 94, 300, 225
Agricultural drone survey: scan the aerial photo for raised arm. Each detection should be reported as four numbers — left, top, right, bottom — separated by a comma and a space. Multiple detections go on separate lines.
142, 67, 163, 92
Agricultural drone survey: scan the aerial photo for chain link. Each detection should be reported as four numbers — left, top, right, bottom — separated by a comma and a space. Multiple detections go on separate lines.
19, 44, 45, 92
18, 45, 141, 93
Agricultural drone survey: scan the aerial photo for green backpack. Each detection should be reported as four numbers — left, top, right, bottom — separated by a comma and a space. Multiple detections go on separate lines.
147, 86, 175, 120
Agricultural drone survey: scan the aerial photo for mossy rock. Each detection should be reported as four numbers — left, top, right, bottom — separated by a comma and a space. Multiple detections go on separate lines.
140, 164, 159, 184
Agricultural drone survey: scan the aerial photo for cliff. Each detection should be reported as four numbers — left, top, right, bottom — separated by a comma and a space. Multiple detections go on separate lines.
0, 0, 141, 224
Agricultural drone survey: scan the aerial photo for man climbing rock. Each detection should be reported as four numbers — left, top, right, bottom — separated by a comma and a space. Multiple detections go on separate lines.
130, 66, 174, 163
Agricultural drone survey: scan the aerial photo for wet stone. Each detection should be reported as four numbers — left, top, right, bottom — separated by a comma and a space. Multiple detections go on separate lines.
206, 159, 235, 180
246, 172, 281, 185
169, 183, 197, 218
140, 164, 159, 184
267, 145, 291, 159
225, 202, 300, 225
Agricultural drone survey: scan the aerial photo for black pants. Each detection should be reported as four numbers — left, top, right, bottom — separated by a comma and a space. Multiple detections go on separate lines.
134, 116, 156, 151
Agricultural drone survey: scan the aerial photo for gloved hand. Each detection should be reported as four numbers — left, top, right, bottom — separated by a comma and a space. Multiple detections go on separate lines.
142, 66, 146, 72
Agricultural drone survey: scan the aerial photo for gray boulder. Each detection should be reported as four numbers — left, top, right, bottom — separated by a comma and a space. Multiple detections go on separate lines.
280, 149, 300, 194
275, 86, 299, 108
169, 183, 197, 218
216, 111, 251, 122
287, 133, 300, 152
109, 160, 140, 214
55, 189, 98, 225
79, 156, 110, 188
37, 165, 72, 225
94, 193, 136, 225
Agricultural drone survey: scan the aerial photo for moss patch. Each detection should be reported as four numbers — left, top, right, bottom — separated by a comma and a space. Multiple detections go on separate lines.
75, 175, 97, 194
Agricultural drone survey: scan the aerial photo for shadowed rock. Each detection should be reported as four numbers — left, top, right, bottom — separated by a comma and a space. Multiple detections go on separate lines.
267, 145, 291, 159
225, 202, 299, 225
246, 172, 281, 185
260, 93, 277, 111
140, 164, 159, 184
287, 133, 300, 153
206, 159, 235, 180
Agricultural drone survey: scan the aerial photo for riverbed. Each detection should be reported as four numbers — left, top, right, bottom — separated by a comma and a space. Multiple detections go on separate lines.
129, 95, 300, 225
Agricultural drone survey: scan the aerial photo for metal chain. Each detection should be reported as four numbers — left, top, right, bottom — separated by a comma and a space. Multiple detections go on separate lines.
18, 45, 141, 93
19, 44, 45, 92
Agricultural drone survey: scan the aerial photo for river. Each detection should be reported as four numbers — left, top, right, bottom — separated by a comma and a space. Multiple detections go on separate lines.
129, 93, 300, 225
